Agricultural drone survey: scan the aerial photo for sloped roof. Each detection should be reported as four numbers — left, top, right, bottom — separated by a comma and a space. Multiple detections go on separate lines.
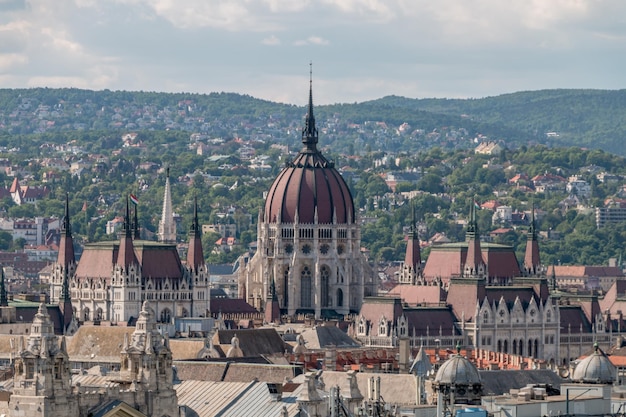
423, 242, 521, 282
403, 307, 460, 337
554, 265, 623, 278
210, 298, 258, 315
386, 284, 446, 305
214, 329, 287, 357
175, 380, 256, 417
66, 325, 135, 363
75, 240, 183, 281
479, 370, 562, 396
320, 370, 418, 406
299, 325, 360, 349
169, 339, 206, 360
560, 305, 593, 333
222, 363, 296, 383
174, 361, 229, 381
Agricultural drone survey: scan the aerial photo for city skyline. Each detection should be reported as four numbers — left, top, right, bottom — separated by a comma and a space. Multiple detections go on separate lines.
1, 0, 625, 104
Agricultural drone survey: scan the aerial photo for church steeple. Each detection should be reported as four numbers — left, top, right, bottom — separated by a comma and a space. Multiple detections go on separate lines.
302, 63, 319, 152
158, 167, 176, 243
117, 197, 137, 269
57, 192, 75, 269
186, 196, 204, 272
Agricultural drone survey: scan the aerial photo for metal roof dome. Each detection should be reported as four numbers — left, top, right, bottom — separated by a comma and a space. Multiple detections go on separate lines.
434, 352, 481, 386
572, 343, 616, 384
263, 77, 354, 225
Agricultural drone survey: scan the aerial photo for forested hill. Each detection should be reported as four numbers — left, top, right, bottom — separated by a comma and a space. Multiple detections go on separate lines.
372, 89, 626, 155
0, 88, 625, 156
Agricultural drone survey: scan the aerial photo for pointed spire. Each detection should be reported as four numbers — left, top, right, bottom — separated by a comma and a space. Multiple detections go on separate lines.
57, 192, 75, 269
524, 201, 541, 274
187, 196, 205, 271
301, 62, 319, 152
117, 197, 137, 269
464, 199, 485, 278
133, 203, 140, 239
403, 202, 422, 281
158, 166, 176, 243
0, 266, 8, 307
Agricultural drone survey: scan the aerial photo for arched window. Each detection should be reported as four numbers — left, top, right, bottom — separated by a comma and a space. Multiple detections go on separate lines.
181, 308, 189, 318
546, 310, 552, 322
336, 288, 343, 307
513, 339, 518, 355
95, 308, 103, 321
321, 265, 330, 307
528, 339, 533, 358
519, 339, 524, 356
160, 308, 172, 323
83, 307, 90, 321
300, 266, 312, 308
483, 311, 489, 323
503, 340, 508, 354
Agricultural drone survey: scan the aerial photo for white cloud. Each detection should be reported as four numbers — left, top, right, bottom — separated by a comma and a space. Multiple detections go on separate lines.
294, 36, 330, 46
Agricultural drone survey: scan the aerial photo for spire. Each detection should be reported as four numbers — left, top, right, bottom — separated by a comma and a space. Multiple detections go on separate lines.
158, 166, 176, 243
464, 199, 486, 278
186, 196, 205, 271
0, 267, 8, 307
301, 62, 318, 152
404, 203, 422, 277
117, 197, 137, 269
133, 203, 140, 240
524, 201, 541, 274
57, 192, 75, 268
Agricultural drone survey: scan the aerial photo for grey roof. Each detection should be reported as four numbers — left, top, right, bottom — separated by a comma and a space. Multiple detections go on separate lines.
300, 325, 360, 349
479, 370, 563, 396
174, 380, 302, 417
209, 263, 236, 275
320, 370, 418, 406
434, 354, 481, 385
572, 347, 616, 384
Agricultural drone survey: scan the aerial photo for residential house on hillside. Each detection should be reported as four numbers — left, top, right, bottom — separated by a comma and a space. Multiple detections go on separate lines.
475, 141, 503, 155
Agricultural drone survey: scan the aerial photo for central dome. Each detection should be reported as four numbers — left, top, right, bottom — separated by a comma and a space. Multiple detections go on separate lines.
264, 82, 354, 225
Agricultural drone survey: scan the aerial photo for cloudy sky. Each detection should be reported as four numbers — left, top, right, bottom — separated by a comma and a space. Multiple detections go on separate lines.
1, 0, 625, 104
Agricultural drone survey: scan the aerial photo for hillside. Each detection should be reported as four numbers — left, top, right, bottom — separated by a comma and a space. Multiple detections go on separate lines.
373, 89, 626, 155
0, 88, 625, 155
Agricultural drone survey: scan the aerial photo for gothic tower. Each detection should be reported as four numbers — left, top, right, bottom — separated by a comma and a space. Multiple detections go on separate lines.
399, 205, 422, 285
158, 167, 176, 243
186, 196, 210, 317
50, 193, 75, 331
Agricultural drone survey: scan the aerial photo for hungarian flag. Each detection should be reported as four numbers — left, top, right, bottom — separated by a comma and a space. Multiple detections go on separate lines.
130, 194, 139, 205
474, 200, 481, 209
